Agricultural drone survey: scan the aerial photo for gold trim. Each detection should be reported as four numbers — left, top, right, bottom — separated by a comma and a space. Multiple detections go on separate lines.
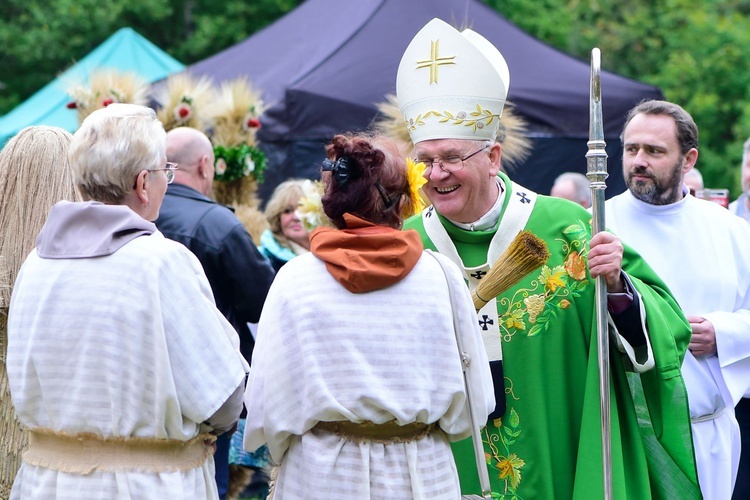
406, 104, 500, 132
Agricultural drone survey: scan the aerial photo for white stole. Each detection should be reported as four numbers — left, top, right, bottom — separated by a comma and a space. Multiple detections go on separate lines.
422, 179, 537, 362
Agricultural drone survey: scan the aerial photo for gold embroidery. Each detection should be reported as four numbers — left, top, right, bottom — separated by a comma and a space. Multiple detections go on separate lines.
483, 220, 593, 496
497, 220, 591, 339
415, 39, 455, 84
485, 405, 526, 495
504, 376, 519, 401
405, 104, 500, 132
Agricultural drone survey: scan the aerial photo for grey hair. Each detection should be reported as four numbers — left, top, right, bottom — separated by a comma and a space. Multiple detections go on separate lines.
69, 103, 166, 203
684, 167, 703, 186
553, 171, 592, 206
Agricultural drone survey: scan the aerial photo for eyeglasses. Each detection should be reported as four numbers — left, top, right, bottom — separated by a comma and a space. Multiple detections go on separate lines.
148, 162, 179, 184
416, 145, 489, 174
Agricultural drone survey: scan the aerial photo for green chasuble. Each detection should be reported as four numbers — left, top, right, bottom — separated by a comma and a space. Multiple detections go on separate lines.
404, 173, 700, 499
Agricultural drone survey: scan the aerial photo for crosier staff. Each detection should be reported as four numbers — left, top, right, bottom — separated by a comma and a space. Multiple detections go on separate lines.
585, 47, 612, 500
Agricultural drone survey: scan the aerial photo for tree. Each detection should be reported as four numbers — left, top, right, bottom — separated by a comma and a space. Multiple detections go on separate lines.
484, 0, 750, 196
3, 0, 749, 196
0, 0, 301, 116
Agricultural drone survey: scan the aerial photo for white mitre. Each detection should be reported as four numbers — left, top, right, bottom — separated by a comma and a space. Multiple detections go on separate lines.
396, 18, 510, 144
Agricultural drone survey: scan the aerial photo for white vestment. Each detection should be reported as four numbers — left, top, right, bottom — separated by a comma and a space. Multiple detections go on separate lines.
243, 251, 494, 499
8, 232, 248, 499
607, 189, 750, 499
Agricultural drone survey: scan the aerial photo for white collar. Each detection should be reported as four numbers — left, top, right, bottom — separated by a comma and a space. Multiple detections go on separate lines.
448, 178, 505, 231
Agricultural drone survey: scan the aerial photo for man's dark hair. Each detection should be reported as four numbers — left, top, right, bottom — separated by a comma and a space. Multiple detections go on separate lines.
622, 99, 699, 154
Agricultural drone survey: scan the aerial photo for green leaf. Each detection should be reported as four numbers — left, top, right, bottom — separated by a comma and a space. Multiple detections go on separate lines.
528, 323, 543, 337
509, 407, 520, 428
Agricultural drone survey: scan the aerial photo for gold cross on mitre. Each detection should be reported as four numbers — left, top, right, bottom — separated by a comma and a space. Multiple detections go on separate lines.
415, 39, 455, 84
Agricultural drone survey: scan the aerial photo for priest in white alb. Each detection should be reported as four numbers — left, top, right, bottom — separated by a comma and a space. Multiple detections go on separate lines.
606, 99, 750, 500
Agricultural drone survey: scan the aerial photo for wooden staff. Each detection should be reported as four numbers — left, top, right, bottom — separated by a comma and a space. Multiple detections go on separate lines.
586, 47, 612, 500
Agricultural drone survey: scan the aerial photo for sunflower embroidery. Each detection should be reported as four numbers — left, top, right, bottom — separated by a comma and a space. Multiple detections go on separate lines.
497, 221, 591, 339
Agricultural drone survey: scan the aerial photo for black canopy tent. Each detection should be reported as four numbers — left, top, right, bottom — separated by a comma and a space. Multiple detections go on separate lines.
188, 0, 663, 201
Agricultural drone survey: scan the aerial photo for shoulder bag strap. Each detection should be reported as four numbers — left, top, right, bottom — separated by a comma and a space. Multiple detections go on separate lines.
426, 250, 493, 500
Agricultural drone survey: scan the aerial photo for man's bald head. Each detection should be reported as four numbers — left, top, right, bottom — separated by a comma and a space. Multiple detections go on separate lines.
166, 127, 215, 195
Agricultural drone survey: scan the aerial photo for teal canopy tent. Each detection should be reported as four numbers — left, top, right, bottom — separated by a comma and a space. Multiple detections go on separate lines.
0, 27, 183, 146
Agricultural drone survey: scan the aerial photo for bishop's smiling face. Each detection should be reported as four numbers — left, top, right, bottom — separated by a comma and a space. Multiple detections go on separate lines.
414, 138, 501, 223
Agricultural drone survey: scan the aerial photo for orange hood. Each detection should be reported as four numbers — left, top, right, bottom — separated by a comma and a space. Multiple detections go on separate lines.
309, 213, 423, 293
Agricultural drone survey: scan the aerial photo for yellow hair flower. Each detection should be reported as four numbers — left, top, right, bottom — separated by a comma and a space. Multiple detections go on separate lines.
404, 158, 427, 218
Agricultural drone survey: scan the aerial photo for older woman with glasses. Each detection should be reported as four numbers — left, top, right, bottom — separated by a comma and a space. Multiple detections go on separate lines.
7, 104, 248, 499
243, 133, 494, 499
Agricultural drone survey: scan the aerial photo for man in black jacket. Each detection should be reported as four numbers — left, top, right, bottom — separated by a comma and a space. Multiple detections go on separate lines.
155, 126, 275, 499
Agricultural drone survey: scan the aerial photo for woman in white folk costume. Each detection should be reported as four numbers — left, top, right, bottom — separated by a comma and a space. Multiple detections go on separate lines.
7, 104, 249, 499
243, 132, 494, 499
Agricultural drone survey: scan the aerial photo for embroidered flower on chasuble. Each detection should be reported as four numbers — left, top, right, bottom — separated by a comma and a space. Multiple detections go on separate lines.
497, 220, 591, 340
484, 407, 526, 495
483, 220, 593, 497
564, 250, 587, 281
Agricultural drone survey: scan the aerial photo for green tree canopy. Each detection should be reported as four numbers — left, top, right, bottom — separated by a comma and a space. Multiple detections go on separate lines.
484, 0, 750, 196
2, 0, 749, 195
0, 0, 300, 115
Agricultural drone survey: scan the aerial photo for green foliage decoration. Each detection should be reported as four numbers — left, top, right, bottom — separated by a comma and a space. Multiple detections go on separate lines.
213, 144, 268, 183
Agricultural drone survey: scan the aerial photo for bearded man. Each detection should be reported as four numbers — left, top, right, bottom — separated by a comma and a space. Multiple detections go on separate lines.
606, 99, 750, 499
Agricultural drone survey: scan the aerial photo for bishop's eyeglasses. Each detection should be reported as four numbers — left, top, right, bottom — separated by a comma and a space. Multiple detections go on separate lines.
415, 145, 489, 174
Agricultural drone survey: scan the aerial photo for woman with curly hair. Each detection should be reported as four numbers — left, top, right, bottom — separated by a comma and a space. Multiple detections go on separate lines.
243, 133, 494, 499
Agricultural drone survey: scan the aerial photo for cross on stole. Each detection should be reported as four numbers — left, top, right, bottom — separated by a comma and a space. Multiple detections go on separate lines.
479, 315, 494, 331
